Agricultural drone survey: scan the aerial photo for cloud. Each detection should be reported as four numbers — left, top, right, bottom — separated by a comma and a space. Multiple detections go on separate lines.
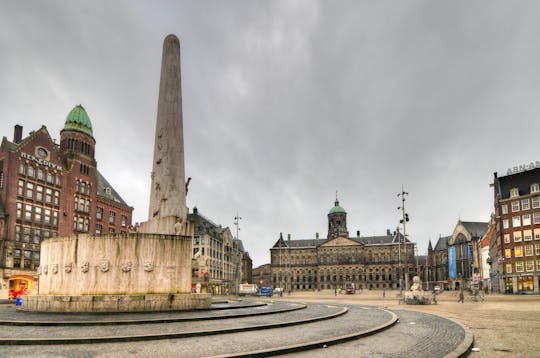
2, 1, 540, 267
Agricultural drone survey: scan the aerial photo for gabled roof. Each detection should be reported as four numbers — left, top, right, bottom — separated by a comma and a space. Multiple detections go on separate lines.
434, 236, 450, 251
271, 232, 411, 249
460, 221, 489, 238
97, 170, 129, 206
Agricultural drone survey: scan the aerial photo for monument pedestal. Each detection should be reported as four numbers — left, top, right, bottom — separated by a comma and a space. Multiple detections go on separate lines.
21, 293, 210, 313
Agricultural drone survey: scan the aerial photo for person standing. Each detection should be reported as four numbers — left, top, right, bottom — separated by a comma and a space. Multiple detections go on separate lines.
458, 290, 464, 303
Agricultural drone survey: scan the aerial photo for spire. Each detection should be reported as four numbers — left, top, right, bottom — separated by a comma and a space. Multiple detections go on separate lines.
335, 190, 339, 207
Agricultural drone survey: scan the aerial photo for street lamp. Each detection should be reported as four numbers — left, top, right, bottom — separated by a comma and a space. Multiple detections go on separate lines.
398, 186, 410, 291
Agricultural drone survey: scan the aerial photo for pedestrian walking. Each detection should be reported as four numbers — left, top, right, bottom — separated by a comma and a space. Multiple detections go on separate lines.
334, 287, 337, 296
458, 291, 464, 303
382, 289, 386, 298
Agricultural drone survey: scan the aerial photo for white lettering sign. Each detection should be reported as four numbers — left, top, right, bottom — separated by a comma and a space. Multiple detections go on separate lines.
20, 152, 63, 171
506, 161, 540, 176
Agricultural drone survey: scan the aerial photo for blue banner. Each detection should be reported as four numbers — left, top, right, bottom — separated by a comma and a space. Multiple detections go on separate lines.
449, 247, 456, 279
468, 245, 473, 274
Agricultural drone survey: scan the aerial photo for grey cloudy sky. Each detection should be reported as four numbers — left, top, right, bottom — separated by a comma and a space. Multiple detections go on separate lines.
2, 1, 540, 267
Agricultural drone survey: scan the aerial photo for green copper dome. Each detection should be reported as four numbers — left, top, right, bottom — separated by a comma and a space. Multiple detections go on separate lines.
64, 105, 93, 137
329, 200, 346, 214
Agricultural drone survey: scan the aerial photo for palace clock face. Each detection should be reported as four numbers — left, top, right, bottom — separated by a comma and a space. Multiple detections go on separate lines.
37, 147, 48, 158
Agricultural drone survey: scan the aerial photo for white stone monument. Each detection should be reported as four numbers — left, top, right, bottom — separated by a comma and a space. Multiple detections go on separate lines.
22, 35, 210, 312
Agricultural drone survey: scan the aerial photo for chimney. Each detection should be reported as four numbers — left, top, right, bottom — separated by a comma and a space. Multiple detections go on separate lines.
356, 230, 360, 237
13, 125, 23, 144
287, 233, 291, 240
387, 229, 391, 236
316, 232, 319, 239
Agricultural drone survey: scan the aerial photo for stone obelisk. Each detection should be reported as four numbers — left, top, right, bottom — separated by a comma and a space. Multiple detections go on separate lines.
141, 34, 188, 234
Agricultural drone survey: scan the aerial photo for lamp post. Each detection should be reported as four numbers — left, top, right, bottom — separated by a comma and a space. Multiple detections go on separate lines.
233, 213, 241, 295
398, 186, 410, 290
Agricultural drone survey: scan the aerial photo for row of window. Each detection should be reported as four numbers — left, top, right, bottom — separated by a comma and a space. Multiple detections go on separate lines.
502, 212, 540, 229
19, 163, 62, 186
504, 229, 540, 243
73, 216, 90, 232
18, 180, 60, 205
13, 249, 39, 260
504, 244, 540, 258
509, 184, 540, 198
14, 225, 57, 243
95, 207, 126, 226
506, 260, 540, 273
502, 196, 540, 214
75, 179, 92, 196
16, 203, 59, 227
74, 196, 91, 213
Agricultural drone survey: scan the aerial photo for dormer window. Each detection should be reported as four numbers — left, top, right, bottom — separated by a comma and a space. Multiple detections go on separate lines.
531, 183, 540, 194
105, 187, 112, 195
510, 188, 519, 198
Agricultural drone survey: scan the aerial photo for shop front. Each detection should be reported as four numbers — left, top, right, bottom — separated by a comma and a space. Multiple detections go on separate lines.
8, 275, 35, 299
517, 275, 534, 293
504, 277, 513, 293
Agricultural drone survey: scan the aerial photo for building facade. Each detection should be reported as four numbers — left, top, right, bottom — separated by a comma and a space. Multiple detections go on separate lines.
493, 165, 540, 293
447, 221, 488, 291
427, 235, 450, 289
0, 106, 133, 299
270, 198, 415, 291
188, 207, 250, 295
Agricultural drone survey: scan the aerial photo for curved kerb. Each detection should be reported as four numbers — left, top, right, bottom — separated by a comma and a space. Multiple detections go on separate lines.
206, 308, 399, 358
0, 304, 344, 345
1, 301, 288, 327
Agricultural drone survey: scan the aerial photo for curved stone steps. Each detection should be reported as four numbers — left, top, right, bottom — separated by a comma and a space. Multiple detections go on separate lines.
1, 300, 294, 326
0, 304, 398, 357
282, 309, 473, 358
0, 302, 347, 345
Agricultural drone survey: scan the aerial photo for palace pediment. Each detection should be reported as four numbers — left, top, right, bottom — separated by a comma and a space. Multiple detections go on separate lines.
320, 236, 361, 247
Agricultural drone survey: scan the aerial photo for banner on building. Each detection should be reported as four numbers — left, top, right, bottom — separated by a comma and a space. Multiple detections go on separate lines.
449, 247, 456, 279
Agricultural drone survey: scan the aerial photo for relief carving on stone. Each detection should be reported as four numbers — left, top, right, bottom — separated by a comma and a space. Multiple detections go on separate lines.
37, 266, 42, 275
52, 264, 58, 274
80, 262, 89, 273
43, 265, 49, 275
121, 261, 132, 273
100, 260, 110, 273
144, 262, 154, 272
65, 263, 73, 274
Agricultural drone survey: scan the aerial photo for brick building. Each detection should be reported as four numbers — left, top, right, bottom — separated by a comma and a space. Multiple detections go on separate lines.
0, 105, 133, 298
493, 164, 540, 293
270, 198, 415, 292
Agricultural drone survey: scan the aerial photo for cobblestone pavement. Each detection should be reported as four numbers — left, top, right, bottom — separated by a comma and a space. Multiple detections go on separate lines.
283, 290, 540, 357
0, 304, 396, 357
0, 302, 336, 341
283, 309, 465, 358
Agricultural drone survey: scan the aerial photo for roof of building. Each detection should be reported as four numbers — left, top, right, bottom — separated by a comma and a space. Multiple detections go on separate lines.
495, 167, 540, 200
481, 224, 495, 248
272, 232, 410, 249
96, 170, 129, 206
460, 221, 489, 238
328, 199, 346, 214
63, 105, 94, 137
416, 255, 427, 265
434, 235, 450, 251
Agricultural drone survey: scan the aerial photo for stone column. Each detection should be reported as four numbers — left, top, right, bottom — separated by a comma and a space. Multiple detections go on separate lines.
142, 34, 188, 235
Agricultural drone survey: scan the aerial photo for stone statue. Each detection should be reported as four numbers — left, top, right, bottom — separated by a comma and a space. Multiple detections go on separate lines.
403, 275, 433, 305
410, 276, 423, 292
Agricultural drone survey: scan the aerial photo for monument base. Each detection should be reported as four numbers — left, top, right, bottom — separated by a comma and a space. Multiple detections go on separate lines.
20, 293, 211, 313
